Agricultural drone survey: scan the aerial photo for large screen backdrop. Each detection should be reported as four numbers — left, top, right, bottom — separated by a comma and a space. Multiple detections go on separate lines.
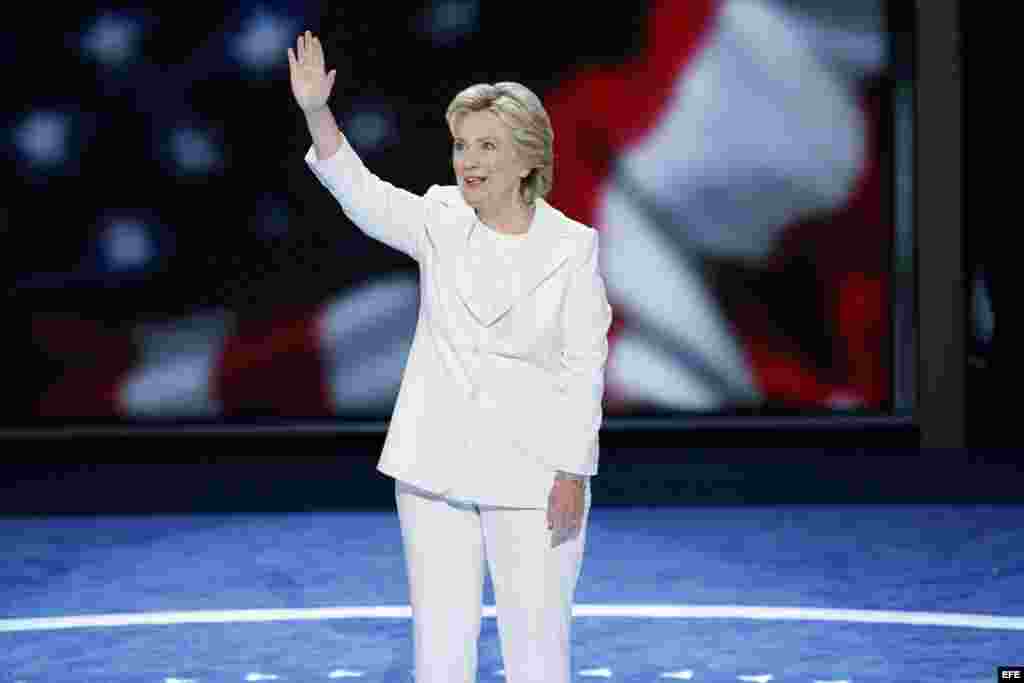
4, 0, 902, 426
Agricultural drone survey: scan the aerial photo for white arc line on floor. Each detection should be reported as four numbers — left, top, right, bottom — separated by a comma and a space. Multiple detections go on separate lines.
573, 604, 1024, 630
660, 672, 694, 680
1, 604, 1023, 633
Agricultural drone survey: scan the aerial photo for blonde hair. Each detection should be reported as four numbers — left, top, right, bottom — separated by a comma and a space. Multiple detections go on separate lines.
445, 82, 554, 205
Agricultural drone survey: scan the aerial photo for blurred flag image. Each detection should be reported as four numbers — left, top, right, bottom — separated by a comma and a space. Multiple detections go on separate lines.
546, 0, 889, 413
22, 0, 893, 422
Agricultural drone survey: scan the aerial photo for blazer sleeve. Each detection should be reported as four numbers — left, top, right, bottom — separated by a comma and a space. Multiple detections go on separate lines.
304, 137, 431, 263
556, 228, 613, 476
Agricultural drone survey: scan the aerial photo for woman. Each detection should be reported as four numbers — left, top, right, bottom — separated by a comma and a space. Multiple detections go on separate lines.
288, 30, 612, 683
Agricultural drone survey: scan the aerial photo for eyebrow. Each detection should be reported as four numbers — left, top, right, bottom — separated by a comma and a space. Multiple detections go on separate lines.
453, 136, 498, 143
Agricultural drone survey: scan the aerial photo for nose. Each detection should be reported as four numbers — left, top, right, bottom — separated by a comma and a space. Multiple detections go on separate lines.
461, 149, 481, 170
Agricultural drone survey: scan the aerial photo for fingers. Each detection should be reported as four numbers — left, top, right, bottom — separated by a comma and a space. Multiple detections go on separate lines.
550, 506, 582, 548
548, 479, 585, 531
547, 501, 583, 532
312, 34, 324, 69
296, 31, 312, 64
291, 31, 326, 70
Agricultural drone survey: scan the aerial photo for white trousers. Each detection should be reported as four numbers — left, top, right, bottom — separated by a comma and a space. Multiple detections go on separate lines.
395, 478, 592, 683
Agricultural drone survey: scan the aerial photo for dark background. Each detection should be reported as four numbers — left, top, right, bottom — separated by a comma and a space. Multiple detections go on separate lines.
5, 0, 909, 423
0, 1, 983, 514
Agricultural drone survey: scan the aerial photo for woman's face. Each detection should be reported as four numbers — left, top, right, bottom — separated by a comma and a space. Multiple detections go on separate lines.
451, 109, 531, 215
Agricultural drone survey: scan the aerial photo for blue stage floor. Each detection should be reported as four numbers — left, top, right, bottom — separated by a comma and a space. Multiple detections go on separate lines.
2, 504, 1021, 682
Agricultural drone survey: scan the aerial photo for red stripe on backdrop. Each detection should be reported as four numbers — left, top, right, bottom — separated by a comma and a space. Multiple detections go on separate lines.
544, 0, 722, 408
546, 0, 722, 227
545, 1, 889, 409
212, 306, 333, 417
33, 316, 135, 417
828, 87, 889, 408
761, 82, 890, 407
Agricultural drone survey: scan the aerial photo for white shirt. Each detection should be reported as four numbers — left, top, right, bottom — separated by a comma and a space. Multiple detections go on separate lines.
447, 219, 541, 508
443, 218, 588, 508
472, 218, 531, 302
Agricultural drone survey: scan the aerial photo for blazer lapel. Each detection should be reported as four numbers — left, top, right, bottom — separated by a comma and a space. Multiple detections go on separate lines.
454, 198, 575, 328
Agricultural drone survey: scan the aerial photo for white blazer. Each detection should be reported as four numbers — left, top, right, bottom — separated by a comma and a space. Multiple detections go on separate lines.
305, 139, 612, 508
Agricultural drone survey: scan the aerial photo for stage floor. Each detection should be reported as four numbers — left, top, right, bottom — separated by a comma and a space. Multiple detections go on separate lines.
1, 503, 1020, 682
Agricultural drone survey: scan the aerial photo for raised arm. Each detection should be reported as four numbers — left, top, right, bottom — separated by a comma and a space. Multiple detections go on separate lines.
288, 31, 341, 160
288, 30, 430, 262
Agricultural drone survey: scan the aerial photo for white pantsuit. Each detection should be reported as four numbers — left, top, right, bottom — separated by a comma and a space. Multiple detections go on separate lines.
304, 132, 612, 681
396, 479, 592, 683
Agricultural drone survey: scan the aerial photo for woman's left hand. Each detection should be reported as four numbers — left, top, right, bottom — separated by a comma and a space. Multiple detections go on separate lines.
547, 479, 585, 541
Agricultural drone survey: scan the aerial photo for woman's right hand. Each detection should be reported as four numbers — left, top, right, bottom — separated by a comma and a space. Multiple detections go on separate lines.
288, 30, 337, 114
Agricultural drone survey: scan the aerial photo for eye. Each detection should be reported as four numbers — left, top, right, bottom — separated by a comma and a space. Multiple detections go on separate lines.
453, 141, 464, 152
483, 141, 496, 151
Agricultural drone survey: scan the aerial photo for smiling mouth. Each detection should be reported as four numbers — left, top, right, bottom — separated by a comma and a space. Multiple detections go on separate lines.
464, 177, 487, 187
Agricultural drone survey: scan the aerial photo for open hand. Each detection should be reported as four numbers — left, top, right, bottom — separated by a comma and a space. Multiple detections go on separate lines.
547, 479, 584, 547
288, 30, 336, 114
